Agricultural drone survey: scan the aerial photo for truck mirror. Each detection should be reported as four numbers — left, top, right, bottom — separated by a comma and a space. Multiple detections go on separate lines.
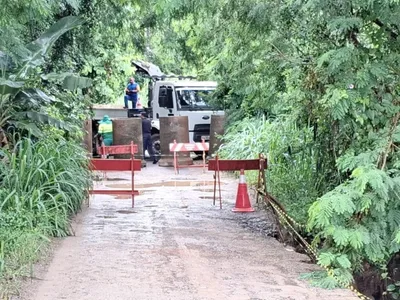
158, 86, 174, 109
158, 87, 167, 107
166, 87, 174, 109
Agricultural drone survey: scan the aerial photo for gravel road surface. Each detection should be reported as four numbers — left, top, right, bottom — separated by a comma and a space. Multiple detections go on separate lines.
21, 162, 357, 300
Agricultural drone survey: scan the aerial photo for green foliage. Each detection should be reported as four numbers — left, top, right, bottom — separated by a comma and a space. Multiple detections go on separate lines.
218, 116, 323, 223
0, 16, 91, 135
150, 0, 400, 294
17, 16, 85, 78
0, 12, 92, 296
386, 281, 400, 299
308, 161, 400, 275
1, 0, 400, 297
0, 136, 91, 294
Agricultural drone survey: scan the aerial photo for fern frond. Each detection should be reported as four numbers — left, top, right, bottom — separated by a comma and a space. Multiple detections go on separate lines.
349, 226, 370, 250
332, 227, 350, 247
336, 254, 352, 269
365, 232, 386, 262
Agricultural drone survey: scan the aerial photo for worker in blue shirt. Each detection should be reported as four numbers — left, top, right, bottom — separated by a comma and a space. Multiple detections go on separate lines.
123, 77, 140, 109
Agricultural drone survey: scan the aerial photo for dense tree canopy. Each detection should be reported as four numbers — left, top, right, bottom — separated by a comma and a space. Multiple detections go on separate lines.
2, 0, 400, 298
154, 0, 400, 294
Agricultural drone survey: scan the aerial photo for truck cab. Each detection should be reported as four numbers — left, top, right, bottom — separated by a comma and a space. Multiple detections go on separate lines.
150, 80, 222, 143
132, 60, 224, 156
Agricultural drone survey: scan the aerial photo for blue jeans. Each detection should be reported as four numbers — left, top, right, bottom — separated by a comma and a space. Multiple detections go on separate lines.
124, 95, 137, 109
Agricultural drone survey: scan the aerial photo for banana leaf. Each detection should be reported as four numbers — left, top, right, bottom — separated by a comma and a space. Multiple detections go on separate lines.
15, 111, 72, 132
63, 75, 93, 90
42, 73, 93, 90
0, 78, 24, 97
14, 89, 57, 108
0, 51, 14, 71
18, 16, 85, 78
8, 121, 43, 137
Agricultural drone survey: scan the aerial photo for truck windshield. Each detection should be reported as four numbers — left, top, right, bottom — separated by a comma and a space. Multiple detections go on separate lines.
176, 88, 215, 110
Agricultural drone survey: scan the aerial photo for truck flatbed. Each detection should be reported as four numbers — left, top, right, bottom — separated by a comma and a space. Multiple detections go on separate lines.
91, 104, 129, 120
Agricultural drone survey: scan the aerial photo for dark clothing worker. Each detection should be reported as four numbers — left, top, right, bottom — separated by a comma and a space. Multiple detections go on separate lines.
141, 112, 157, 164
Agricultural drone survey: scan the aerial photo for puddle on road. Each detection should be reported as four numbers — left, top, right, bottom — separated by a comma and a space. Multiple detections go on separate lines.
114, 195, 131, 199
106, 181, 224, 189
116, 210, 137, 214
192, 188, 217, 193
93, 177, 129, 182
106, 178, 129, 181
96, 215, 117, 219
113, 190, 156, 199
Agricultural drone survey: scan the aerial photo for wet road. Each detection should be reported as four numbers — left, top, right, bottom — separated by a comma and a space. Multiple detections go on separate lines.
26, 163, 357, 300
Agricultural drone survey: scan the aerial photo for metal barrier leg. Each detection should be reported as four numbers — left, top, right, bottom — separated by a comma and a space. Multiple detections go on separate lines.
202, 150, 206, 173
213, 169, 217, 206
257, 158, 262, 204
101, 143, 107, 181
174, 151, 179, 174
260, 157, 267, 204
131, 157, 135, 208
216, 156, 222, 209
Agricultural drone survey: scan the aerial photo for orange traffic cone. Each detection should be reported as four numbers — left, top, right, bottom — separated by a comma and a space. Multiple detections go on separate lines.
232, 169, 254, 212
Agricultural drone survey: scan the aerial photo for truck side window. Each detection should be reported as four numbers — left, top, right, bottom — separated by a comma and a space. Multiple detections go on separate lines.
160, 87, 167, 96
176, 89, 213, 110
177, 91, 190, 107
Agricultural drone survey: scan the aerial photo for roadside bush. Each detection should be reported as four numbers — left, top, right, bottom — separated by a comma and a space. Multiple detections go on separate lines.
0, 136, 91, 293
218, 116, 324, 223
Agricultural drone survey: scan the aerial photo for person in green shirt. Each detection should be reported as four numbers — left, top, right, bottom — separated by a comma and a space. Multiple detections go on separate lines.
98, 115, 113, 146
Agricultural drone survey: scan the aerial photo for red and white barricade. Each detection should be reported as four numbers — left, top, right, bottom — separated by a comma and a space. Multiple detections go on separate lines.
208, 154, 268, 209
169, 139, 209, 174
90, 141, 141, 208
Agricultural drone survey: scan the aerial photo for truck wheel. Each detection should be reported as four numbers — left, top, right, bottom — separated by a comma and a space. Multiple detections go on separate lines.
194, 151, 209, 158
151, 134, 161, 159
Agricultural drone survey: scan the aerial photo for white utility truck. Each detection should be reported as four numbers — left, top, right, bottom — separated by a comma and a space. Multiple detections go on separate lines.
131, 60, 224, 157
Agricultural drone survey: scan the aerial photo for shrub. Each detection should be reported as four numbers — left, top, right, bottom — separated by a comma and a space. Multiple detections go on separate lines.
0, 136, 91, 293
218, 116, 324, 223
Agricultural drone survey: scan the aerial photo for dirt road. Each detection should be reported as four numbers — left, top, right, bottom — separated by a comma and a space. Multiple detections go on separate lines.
22, 163, 356, 300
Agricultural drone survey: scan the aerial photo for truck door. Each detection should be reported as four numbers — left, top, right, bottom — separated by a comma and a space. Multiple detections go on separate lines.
156, 85, 176, 118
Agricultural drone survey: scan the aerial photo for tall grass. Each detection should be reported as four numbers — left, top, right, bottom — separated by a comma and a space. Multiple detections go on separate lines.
0, 136, 91, 295
218, 116, 325, 223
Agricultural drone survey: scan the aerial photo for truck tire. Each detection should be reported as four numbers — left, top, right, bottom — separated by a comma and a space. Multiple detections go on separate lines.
194, 151, 209, 157
151, 134, 161, 160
